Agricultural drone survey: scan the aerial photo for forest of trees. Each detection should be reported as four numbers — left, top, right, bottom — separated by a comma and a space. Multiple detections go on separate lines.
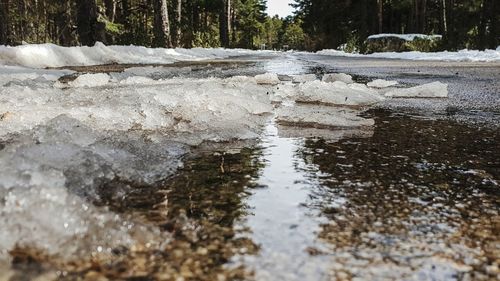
0, 0, 305, 50
294, 0, 499, 51
0, 0, 498, 51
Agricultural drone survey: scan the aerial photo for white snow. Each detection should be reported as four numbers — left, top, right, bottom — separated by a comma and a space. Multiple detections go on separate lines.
367, 34, 442, 41
288, 80, 384, 106
322, 73, 354, 84
0, 42, 275, 68
67, 73, 111, 88
385, 82, 448, 98
255, 73, 281, 85
367, 79, 399, 88
316, 49, 500, 62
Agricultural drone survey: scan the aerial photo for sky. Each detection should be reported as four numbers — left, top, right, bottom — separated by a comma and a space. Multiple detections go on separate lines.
266, 0, 294, 18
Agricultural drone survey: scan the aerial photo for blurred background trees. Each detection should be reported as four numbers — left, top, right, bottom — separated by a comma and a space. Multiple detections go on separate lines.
293, 0, 499, 51
0, 0, 497, 51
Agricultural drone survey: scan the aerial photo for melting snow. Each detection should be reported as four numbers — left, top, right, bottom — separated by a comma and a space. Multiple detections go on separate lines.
367, 79, 399, 88
385, 81, 448, 98
367, 33, 442, 41
0, 42, 275, 68
322, 73, 354, 84
317, 49, 500, 62
0, 46, 449, 264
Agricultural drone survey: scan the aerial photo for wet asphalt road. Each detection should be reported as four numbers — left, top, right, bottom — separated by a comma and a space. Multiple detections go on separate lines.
296, 54, 500, 127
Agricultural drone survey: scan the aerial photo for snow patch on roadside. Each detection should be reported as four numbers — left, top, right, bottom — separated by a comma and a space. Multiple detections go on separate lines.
0, 42, 275, 68
385, 82, 448, 98
367, 34, 442, 41
367, 79, 399, 88
316, 49, 500, 62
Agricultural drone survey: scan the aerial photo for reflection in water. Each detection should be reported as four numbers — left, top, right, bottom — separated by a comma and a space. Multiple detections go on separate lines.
236, 124, 331, 281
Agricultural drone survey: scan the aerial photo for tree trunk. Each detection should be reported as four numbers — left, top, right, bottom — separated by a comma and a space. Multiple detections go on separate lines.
174, 0, 182, 47
487, 0, 499, 48
76, 0, 101, 46
441, 0, 447, 35
153, 0, 172, 47
377, 0, 383, 33
0, 0, 10, 44
55, 0, 73, 46
219, 0, 231, 47
478, 0, 487, 49
104, 0, 116, 22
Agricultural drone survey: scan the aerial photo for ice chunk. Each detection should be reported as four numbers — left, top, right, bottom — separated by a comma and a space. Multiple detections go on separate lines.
367, 79, 399, 88
276, 104, 375, 128
385, 82, 448, 98
255, 73, 281, 85
1, 76, 275, 145
291, 74, 317, 83
322, 73, 354, 84
68, 73, 110, 88
294, 80, 384, 106
0, 119, 179, 261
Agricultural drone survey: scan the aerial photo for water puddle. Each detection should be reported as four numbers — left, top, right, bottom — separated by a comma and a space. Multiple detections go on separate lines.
1, 55, 499, 280
234, 123, 331, 280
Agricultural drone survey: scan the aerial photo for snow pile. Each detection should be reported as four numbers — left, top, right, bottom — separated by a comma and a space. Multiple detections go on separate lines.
367, 34, 442, 41
322, 73, 354, 84
276, 104, 375, 128
289, 80, 384, 106
385, 82, 448, 98
317, 49, 500, 62
0, 77, 274, 143
67, 73, 111, 88
0, 116, 178, 261
255, 73, 281, 85
0, 42, 274, 68
0, 75, 277, 261
367, 79, 399, 88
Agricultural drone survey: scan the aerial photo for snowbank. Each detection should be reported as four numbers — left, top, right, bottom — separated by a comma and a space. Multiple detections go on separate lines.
367, 34, 442, 41
317, 49, 500, 62
0, 42, 274, 68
